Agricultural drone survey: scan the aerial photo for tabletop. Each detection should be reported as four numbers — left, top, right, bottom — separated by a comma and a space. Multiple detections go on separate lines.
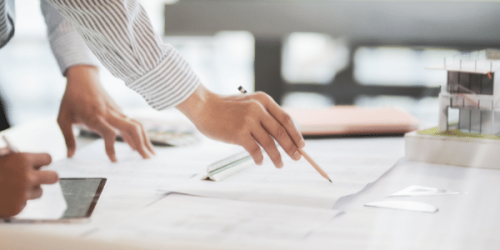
0, 117, 499, 250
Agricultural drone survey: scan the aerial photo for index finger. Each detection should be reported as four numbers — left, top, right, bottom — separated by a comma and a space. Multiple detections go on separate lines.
33, 171, 59, 185
27, 153, 52, 169
262, 98, 305, 148
88, 118, 118, 162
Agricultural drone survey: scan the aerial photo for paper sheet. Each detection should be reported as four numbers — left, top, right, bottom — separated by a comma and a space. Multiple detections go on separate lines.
90, 194, 341, 248
45, 138, 244, 196
14, 182, 67, 220
168, 150, 400, 209
0, 117, 67, 161
47, 138, 400, 210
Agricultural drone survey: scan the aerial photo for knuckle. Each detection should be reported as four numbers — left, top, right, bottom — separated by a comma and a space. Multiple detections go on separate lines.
282, 114, 294, 126
133, 120, 145, 129
88, 116, 102, 127
104, 129, 117, 139
276, 126, 287, 138
129, 123, 142, 135
88, 105, 104, 117
262, 139, 275, 149
248, 100, 263, 112
248, 145, 261, 156
27, 174, 37, 186
255, 91, 270, 101
286, 144, 297, 154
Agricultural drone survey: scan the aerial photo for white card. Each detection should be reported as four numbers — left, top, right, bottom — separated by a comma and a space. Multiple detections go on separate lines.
364, 200, 438, 213
389, 185, 464, 197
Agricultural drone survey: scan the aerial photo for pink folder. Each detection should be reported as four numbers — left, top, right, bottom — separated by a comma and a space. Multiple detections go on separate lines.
284, 106, 419, 136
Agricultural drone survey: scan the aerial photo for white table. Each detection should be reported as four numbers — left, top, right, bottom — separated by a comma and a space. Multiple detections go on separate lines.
1, 121, 499, 250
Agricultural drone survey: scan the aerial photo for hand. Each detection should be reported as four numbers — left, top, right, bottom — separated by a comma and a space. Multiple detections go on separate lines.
58, 65, 155, 162
177, 85, 305, 168
0, 152, 58, 218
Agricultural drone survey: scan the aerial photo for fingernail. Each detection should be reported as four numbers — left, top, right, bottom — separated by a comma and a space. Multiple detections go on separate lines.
277, 162, 284, 169
299, 139, 306, 148
293, 151, 301, 160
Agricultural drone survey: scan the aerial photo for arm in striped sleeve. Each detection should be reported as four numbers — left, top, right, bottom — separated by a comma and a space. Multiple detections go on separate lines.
40, 0, 100, 75
45, 0, 307, 169
45, 0, 201, 110
0, 0, 15, 49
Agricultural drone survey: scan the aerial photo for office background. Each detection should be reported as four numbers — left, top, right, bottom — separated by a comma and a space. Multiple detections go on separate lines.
0, 0, 485, 129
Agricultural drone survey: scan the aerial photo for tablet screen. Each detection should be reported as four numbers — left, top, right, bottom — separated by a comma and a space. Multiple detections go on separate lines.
3, 178, 106, 223
59, 178, 106, 219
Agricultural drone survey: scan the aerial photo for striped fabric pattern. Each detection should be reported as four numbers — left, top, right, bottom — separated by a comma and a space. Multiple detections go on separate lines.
0, 0, 15, 49
45, 0, 201, 110
41, 0, 100, 75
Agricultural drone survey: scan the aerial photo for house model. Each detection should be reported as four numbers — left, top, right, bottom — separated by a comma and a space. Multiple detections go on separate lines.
405, 50, 500, 170
434, 50, 500, 135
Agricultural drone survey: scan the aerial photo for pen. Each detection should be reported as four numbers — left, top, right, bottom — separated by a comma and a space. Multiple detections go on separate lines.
238, 86, 332, 183
3, 135, 19, 153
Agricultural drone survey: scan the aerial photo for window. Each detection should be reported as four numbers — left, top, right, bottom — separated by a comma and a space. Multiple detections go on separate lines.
459, 73, 470, 93
447, 71, 459, 93
469, 74, 482, 94
481, 73, 494, 95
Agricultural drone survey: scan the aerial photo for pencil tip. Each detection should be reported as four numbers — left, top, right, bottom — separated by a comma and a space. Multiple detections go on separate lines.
329, 179, 332, 183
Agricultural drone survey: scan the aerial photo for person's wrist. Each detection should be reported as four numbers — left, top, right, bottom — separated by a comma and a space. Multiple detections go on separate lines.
65, 65, 99, 84
176, 85, 215, 122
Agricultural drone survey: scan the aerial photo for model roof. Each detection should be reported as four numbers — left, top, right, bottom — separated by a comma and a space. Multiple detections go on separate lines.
427, 49, 500, 74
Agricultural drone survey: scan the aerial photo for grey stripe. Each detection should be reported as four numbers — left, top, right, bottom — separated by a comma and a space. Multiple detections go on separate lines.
45, 0, 201, 110
0, 0, 15, 49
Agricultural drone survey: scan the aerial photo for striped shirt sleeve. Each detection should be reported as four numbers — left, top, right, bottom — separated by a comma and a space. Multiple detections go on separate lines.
45, 0, 201, 110
41, 0, 100, 75
0, 0, 15, 49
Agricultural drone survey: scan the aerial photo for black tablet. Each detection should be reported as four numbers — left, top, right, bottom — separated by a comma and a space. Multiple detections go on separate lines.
3, 178, 106, 223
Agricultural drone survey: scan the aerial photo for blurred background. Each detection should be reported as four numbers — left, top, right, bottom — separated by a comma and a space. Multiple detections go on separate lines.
1, 0, 499, 130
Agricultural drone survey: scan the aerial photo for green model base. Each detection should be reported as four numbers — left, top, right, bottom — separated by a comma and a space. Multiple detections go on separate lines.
417, 127, 500, 141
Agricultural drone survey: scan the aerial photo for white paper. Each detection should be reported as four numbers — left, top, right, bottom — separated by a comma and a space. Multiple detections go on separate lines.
46, 137, 399, 210
364, 200, 438, 213
45, 138, 244, 195
167, 142, 400, 209
389, 185, 465, 197
0, 117, 67, 161
14, 182, 67, 220
90, 194, 341, 248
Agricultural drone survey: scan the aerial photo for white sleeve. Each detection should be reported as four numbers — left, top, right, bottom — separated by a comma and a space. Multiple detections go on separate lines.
45, 0, 201, 110
41, 0, 100, 75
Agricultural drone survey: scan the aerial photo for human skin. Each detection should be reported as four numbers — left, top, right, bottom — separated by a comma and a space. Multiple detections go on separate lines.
176, 85, 305, 168
0, 152, 58, 218
57, 65, 155, 162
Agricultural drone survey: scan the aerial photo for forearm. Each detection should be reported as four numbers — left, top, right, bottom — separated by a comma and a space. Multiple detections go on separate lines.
45, 0, 200, 109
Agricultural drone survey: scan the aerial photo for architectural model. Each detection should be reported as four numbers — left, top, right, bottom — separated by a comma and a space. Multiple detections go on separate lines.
405, 50, 500, 169
434, 49, 500, 135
